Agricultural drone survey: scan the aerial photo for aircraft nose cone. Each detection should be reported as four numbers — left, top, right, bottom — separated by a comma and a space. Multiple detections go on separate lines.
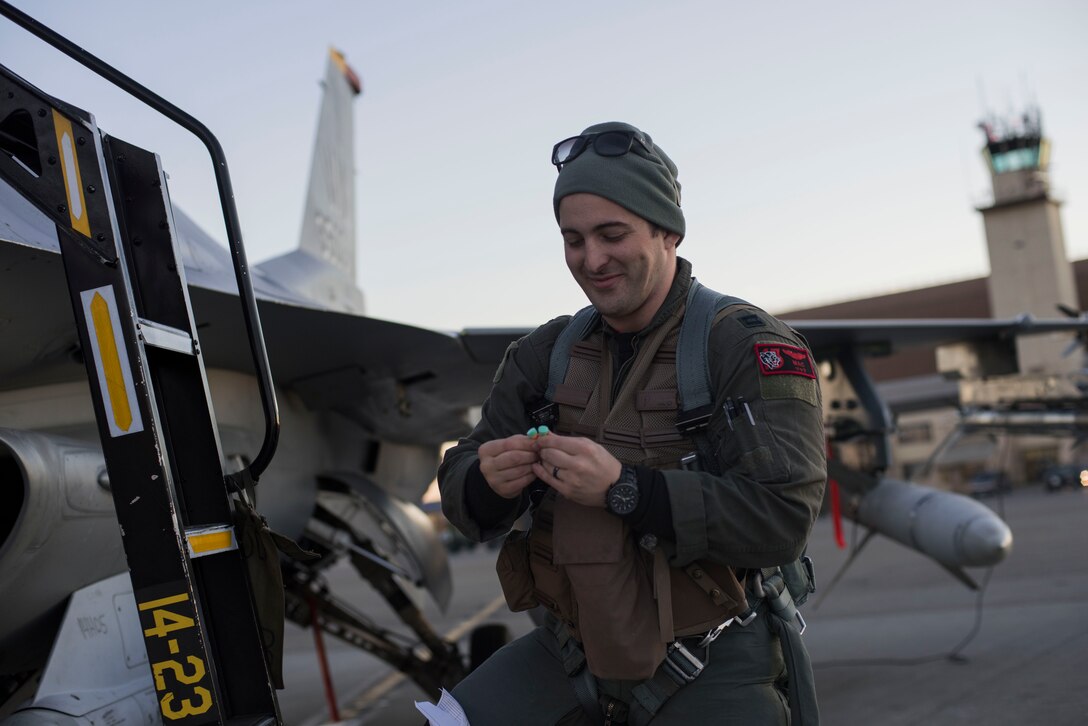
959, 514, 1013, 567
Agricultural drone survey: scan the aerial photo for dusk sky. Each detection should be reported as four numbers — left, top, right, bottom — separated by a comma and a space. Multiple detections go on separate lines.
4, 1, 1087, 331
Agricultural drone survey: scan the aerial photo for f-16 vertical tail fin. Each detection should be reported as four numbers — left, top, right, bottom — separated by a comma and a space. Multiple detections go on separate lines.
257, 47, 366, 313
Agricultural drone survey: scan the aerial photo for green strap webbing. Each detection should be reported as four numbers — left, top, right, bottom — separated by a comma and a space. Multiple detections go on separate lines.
628, 574, 821, 726
628, 665, 684, 726
547, 616, 602, 723
675, 280, 747, 418
676, 281, 747, 477
760, 570, 820, 726
544, 282, 747, 415
766, 611, 820, 725
546, 305, 599, 402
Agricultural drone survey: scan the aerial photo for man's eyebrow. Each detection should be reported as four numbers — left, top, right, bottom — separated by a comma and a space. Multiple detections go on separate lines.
560, 220, 633, 236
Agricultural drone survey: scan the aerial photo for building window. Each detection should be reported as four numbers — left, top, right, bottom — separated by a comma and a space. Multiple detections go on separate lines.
897, 421, 933, 445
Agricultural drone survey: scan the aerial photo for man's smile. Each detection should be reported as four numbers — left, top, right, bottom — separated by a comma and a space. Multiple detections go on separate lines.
586, 273, 622, 290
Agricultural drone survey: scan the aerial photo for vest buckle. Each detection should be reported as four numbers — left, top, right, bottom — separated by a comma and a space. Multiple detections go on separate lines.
529, 401, 559, 428
662, 640, 705, 684
675, 404, 714, 434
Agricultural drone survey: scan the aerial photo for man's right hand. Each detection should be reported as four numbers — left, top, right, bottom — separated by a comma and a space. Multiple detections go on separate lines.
478, 435, 540, 499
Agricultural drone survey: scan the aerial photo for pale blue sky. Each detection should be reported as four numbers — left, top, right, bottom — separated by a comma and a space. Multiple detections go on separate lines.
4, 1, 1087, 330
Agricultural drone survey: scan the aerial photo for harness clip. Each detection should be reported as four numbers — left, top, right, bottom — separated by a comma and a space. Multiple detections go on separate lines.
762, 572, 807, 635
662, 641, 705, 684
694, 617, 733, 649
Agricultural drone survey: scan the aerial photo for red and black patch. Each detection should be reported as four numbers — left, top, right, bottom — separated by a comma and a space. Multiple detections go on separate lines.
754, 343, 815, 379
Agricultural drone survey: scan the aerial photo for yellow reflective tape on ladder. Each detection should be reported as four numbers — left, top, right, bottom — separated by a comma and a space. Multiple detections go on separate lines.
186, 526, 237, 558
51, 109, 91, 237
90, 292, 133, 431
79, 285, 144, 437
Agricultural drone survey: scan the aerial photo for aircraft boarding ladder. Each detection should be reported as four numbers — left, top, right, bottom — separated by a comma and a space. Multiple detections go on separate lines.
1, 4, 284, 724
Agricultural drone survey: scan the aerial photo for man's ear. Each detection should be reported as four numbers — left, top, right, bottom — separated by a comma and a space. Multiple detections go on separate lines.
664, 231, 681, 250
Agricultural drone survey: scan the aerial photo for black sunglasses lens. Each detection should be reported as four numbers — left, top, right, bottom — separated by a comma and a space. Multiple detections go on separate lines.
553, 137, 585, 165
594, 131, 634, 157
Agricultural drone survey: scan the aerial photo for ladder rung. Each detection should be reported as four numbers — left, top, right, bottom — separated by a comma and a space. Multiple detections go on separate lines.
184, 523, 238, 558
138, 318, 195, 354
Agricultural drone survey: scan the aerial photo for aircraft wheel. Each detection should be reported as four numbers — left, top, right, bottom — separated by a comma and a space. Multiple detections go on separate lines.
469, 623, 511, 672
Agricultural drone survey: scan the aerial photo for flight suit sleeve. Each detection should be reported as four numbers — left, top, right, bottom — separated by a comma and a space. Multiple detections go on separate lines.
438, 318, 567, 542
660, 309, 827, 570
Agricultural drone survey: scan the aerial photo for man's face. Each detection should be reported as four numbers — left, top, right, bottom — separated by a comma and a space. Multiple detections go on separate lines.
558, 193, 679, 333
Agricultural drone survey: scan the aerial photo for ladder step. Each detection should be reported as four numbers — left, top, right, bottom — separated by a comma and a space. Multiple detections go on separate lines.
184, 524, 238, 559
138, 317, 195, 354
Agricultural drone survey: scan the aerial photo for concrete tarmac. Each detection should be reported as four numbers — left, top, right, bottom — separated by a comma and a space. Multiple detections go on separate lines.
279, 485, 1088, 725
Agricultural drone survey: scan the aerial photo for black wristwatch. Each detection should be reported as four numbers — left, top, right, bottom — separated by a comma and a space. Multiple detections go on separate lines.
605, 465, 639, 516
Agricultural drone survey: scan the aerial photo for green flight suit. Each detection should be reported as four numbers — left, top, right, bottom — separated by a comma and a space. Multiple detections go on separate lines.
439, 257, 826, 724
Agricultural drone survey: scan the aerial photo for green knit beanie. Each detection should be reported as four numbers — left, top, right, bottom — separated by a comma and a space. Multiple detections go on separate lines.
553, 121, 685, 240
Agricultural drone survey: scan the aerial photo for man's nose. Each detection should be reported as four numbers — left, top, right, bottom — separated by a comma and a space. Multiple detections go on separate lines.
585, 240, 610, 272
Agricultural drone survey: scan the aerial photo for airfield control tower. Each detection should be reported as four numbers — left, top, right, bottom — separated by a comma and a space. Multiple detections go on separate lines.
978, 109, 1079, 374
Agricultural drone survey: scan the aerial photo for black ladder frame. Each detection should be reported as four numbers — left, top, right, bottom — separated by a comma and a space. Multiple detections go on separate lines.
1, 3, 285, 723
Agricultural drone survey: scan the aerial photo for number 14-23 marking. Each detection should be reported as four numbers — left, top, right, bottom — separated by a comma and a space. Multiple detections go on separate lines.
138, 592, 215, 721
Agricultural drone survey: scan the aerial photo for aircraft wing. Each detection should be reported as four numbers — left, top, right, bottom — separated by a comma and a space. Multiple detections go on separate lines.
791, 317, 1088, 356
190, 287, 523, 445
0, 176, 523, 446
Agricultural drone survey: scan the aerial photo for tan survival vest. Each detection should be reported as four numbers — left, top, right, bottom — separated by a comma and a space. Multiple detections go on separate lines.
495, 303, 748, 680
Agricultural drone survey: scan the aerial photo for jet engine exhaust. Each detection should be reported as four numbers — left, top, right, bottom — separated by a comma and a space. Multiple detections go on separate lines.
855, 478, 1013, 569
0, 428, 126, 674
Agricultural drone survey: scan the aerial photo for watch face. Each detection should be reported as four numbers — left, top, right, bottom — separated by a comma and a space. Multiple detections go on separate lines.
608, 483, 639, 516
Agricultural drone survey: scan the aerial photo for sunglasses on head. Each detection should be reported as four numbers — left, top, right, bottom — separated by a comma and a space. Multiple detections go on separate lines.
551, 130, 652, 172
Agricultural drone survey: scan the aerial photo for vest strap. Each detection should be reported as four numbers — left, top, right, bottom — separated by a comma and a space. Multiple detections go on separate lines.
763, 599, 820, 725
547, 614, 601, 723
629, 568, 821, 726
546, 305, 599, 401
675, 281, 749, 475
675, 280, 747, 417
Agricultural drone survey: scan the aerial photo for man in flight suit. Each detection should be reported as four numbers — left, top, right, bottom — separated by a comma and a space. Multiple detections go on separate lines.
439, 121, 826, 725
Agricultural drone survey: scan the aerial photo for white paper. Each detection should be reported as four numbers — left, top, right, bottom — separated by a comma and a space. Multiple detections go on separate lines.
414, 687, 471, 726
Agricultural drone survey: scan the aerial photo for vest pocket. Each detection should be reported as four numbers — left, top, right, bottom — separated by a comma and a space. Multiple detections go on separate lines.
495, 530, 540, 612
551, 498, 624, 564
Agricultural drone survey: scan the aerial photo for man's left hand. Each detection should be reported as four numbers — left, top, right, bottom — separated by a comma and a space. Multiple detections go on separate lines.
533, 434, 623, 508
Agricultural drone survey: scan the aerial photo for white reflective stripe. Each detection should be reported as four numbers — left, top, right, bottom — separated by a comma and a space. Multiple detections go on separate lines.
138, 318, 194, 355
59, 132, 82, 221
51, 110, 89, 236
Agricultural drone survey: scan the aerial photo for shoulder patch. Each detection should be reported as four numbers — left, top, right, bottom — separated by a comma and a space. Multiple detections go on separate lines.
738, 313, 766, 329
754, 342, 815, 379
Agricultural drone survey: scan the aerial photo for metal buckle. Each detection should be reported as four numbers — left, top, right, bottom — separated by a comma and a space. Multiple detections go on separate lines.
736, 608, 758, 627
675, 405, 714, 434
679, 451, 699, 470
694, 617, 733, 649
662, 641, 705, 684
529, 401, 558, 428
